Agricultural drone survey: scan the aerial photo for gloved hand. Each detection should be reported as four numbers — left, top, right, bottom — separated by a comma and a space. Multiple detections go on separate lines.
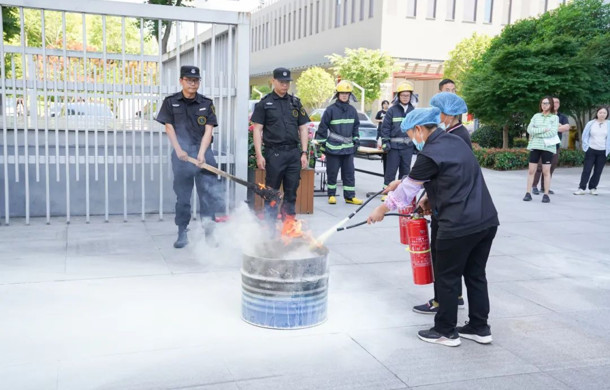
381, 142, 390, 152
318, 142, 326, 153
353, 139, 361, 149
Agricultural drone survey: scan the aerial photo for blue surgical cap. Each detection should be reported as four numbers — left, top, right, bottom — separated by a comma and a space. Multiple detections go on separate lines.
400, 107, 441, 132
429, 92, 468, 116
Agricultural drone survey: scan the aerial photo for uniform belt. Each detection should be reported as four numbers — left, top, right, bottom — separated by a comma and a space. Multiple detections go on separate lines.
328, 132, 353, 144
267, 144, 298, 150
390, 137, 411, 144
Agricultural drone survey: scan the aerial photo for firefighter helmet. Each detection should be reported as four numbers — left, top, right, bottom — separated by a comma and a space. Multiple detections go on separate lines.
396, 81, 414, 93
336, 80, 354, 93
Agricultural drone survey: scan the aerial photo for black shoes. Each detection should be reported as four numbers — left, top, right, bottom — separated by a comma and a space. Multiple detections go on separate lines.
174, 227, 189, 248
417, 328, 461, 347
532, 187, 539, 195
413, 297, 465, 314
523, 192, 532, 201
457, 322, 493, 344
542, 194, 550, 203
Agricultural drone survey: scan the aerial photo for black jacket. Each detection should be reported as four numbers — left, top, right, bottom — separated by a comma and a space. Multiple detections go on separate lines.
380, 102, 414, 150
315, 100, 360, 155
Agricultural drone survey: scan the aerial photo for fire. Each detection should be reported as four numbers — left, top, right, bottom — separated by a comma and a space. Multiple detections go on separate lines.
280, 217, 323, 248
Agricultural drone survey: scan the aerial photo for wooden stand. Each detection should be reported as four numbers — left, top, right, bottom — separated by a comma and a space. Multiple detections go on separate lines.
252, 168, 314, 214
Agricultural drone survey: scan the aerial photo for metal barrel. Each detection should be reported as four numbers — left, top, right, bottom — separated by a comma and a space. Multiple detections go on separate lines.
241, 242, 329, 329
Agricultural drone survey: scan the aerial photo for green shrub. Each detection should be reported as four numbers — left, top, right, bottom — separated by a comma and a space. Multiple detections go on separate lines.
512, 137, 528, 148
471, 125, 503, 148
492, 149, 529, 170
558, 149, 585, 167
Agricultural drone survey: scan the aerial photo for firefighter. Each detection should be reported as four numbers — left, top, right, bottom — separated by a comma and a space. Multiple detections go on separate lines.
367, 107, 499, 347
251, 67, 310, 226
380, 81, 416, 201
315, 80, 364, 205
156, 65, 224, 249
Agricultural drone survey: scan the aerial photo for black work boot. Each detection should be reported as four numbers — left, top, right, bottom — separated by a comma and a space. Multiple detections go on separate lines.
174, 227, 189, 249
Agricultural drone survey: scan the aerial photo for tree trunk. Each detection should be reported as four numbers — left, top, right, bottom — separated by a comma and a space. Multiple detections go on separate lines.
160, 0, 182, 54
502, 124, 509, 149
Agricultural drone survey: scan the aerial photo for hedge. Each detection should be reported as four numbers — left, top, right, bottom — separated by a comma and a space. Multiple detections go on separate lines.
472, 145, 587, 170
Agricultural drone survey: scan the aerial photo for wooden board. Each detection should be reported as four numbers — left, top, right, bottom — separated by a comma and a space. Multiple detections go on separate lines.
357, 146, 385, 154
253, 168, 315, 214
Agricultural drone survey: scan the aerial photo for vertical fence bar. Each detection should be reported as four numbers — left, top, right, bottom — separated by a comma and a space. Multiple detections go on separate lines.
53, 64, 60, 181
158, 19, 164, 221
210, 24, 216, 159
140, 18, 146, 221
0, 10, 9, 224
62, 12, 70, 223
41, 10, 51, 224
73, 63, 79, 182
149, 72, 154, 181
19, 8, 30, 224
82, 14, 91, 223
122, 18, 128, 221
32, 58, 40, 184
11, 59, 18, 184
113, 68, 118, 182
226, 25, 234, 213
102, 15, 109, 222
131, 67, 136, 181
93, 64, 98, 183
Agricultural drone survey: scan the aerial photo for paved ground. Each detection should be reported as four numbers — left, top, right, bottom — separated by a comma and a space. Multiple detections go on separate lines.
1, 158, 610, 390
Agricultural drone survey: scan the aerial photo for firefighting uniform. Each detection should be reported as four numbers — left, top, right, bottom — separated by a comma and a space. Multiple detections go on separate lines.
380, 101, 415, 186
314, 100, 360, 199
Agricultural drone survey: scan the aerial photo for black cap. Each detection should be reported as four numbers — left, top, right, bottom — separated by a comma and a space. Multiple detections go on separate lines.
273, 67, 292, 81
180, 65, 201, 78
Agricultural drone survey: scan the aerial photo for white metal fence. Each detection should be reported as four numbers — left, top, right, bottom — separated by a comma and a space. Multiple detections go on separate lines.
0, 0, 250, 225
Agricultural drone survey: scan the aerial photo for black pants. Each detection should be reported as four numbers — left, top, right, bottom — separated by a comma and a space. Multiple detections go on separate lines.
264, 147, 301, 219
325, 153, 355, 198
384, 147, 413, 186
579, 148, 607, 190
533, 145, 559, 190
430, 217, 462, 303
171, 146, 224, 228
434, 226, 497, 336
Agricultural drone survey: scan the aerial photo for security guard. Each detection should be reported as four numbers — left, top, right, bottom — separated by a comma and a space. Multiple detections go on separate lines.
368, 108, 499, 347
380, 82, 416, 200
251, 67, 309, 225
315, 80, 363, 205
156, 65, 223, 248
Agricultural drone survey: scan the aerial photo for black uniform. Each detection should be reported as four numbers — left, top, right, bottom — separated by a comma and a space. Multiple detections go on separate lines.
251, 91, 309, 218
315, 100, 360, 198
156, 91, 223, 228
409, 129, 499, 337
380, 101, 415, 186
375, 109, 388, 173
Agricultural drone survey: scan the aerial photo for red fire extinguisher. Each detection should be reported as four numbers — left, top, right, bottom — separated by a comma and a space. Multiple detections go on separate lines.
406, 217, 434, 285
398, 199, 416, 245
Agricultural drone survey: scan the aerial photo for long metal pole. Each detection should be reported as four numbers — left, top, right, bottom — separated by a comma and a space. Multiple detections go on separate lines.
140, 18, 146, 221
102, 15, 109, 222
19, 8, 30, 224
41, 10, 51, 224
157, 19, 163, 221
62, 12, 70, 223
122, 18, 128, 221
0, 10, 9, 225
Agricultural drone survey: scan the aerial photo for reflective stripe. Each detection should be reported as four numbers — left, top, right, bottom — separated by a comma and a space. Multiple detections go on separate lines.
353, 136, 359, 140
327, 184, 337, 189
330, 119, 355, 125
343, 186, 355, 191
328, 132, 353, 143
326, 142, 354, 150
390, 137, 410, 143
317, 138, 327, 142
392, 117, 405, 122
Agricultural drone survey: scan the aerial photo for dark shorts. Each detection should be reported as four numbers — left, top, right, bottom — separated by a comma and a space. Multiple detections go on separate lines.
529, 149, 554, 164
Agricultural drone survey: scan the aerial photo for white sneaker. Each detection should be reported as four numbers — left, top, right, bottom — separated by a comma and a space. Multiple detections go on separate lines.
573, 188, 586, 195
590, 188, 598, 195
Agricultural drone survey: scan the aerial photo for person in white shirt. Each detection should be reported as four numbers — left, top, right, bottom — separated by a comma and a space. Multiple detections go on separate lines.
574, 106, 609, 195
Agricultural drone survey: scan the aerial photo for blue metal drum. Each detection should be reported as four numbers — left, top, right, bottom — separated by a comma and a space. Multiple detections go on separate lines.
241, 242, 329, 329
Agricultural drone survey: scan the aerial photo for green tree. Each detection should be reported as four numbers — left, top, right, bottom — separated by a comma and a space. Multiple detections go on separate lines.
140, 0, 193, 54
2, 7, 19, 42
295, 67, 335, 110
462, 0, 610, 148
326, 48, 394, 106
250, 85, 271, 100
443, 32, 491, 91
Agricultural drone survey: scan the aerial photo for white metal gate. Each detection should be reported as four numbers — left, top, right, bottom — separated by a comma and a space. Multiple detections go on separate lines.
0, 0, 250, 225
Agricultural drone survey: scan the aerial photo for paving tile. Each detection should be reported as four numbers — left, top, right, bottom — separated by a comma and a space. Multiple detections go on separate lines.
546, 364, 610, 390
0, 362, 58, 390
412, 372, 570, 390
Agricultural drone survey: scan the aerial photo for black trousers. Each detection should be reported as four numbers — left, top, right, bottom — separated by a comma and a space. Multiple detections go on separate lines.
434, 226, 497, 336
325, 153, 355, 198
579, 148, 607, 190
430, 217, 463, 303
264, 147, 301, 218
171, 146, 224, 228
384, 147, 413, 186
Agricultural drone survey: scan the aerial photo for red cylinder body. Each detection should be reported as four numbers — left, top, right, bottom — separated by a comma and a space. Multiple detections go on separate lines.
398, 200, 416, 245
406, 217, 434, 285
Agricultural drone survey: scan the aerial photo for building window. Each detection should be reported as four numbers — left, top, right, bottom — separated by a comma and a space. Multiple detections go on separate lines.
427, 0, 436, 19
544, 0, 549, 12
316, 0, 320, 33
369, 0, 374, 18
484, 0, 493, 22
298, 8, 302, 39
343, 0, 348, 25
335, 0, 341, 27
310, 3, 313, 34
304, 6, 307, 37
502, 0, 512, 24
293, 10, 297, 39
360, 0, 365, 20
407, 0, 417, 18
463, 0, 477, 22
351, 0, 356, 22
446, 0, 455, 20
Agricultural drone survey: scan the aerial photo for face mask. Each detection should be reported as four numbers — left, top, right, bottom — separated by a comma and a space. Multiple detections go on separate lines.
438, 122, 447, 131
413, 139, 425, 151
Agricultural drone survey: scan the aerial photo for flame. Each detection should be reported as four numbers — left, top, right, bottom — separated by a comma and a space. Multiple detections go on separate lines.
257, 182, 265, 189
280, 217, 323, 248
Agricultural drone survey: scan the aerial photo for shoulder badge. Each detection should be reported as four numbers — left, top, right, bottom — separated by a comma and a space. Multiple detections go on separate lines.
197, 116, 207, 126
292, 109, 299, 118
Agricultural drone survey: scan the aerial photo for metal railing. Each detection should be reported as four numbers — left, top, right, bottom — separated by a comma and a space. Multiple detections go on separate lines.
0, 0, 250, 225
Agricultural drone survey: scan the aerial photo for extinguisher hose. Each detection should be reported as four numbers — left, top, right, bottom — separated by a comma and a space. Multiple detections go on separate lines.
346, 188, 385, 220
336, 212, 419, 231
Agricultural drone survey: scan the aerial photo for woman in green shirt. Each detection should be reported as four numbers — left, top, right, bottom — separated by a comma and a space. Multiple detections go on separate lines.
524, 96, 559, 203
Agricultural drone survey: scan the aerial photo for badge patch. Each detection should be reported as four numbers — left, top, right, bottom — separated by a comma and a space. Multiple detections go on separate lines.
300, 108, 307, 116
211, 105, 215, 115
292, 109, 298, 118
197, 116, 207, 125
